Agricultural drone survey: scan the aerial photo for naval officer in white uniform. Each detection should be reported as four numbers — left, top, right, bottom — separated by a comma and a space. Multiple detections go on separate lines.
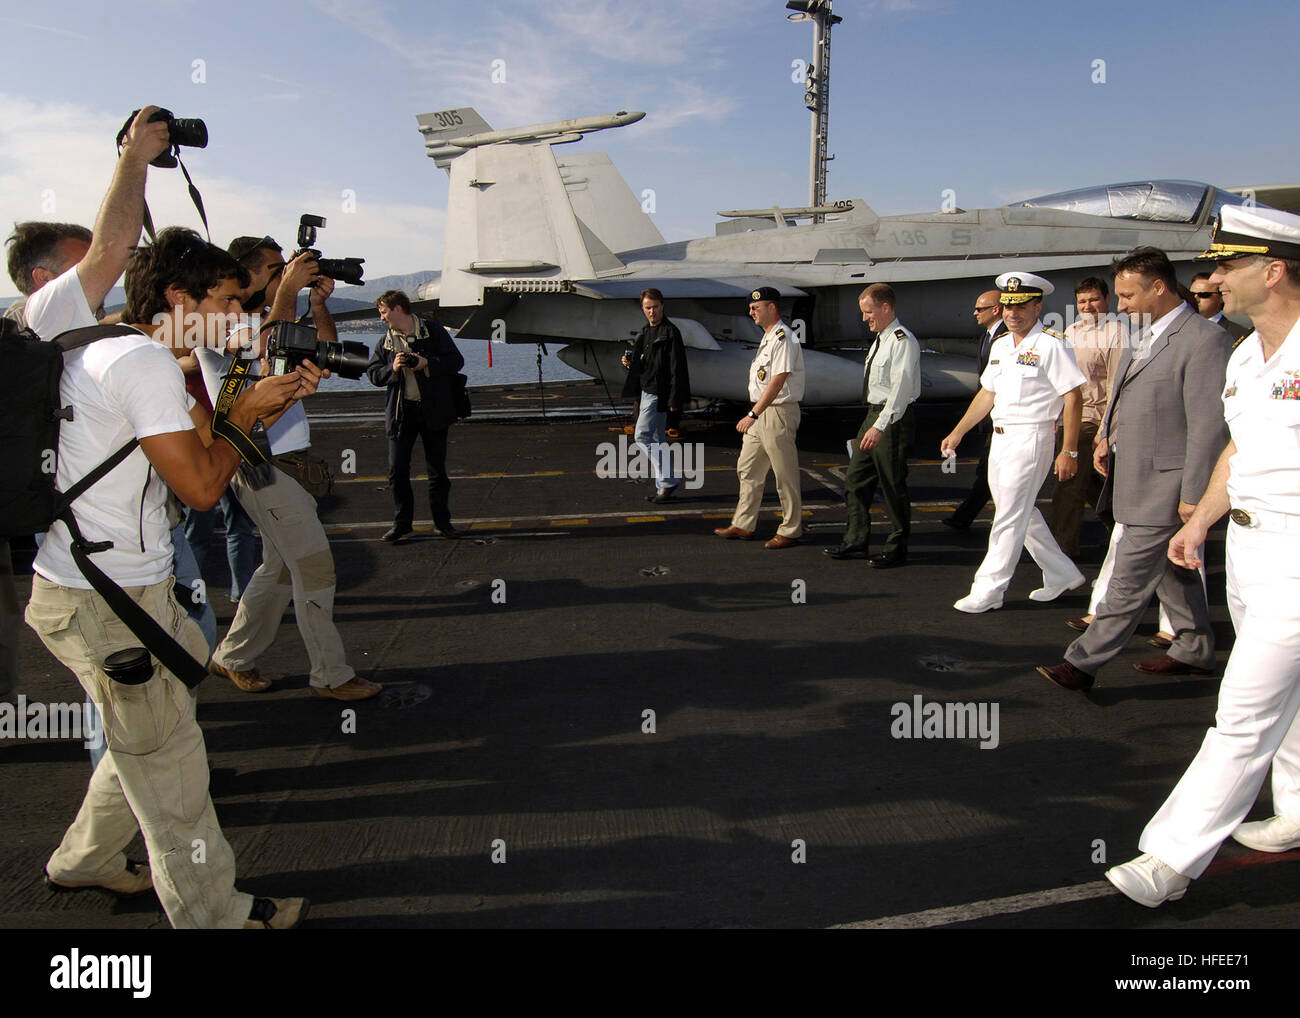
941, 272, 1086, 612
1106, 206, 1300, 906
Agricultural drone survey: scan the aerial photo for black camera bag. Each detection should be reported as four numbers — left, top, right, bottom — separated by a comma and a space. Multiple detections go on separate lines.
0, 317, 207, 687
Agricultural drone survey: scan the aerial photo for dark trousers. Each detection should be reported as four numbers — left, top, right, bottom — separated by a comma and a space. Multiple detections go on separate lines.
949, 423, 991, 527
1050, 420, 1103, 556
843, 404, 914, 557
389, 401, 451, 528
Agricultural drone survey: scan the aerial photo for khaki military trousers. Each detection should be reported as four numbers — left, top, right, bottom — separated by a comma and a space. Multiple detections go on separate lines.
216, 464, 354, 689
26, 574, 252, 928
732, 403, 803, 538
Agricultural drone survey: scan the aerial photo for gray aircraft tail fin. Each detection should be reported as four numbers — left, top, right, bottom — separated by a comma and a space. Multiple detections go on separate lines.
417, 108, 665, 307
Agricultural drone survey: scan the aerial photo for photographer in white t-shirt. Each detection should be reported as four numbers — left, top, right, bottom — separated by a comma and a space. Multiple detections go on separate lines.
21, 110, 318, 928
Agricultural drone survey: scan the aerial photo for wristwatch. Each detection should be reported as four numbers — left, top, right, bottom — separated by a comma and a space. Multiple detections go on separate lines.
1064, 450, 1078, 458
747, 410, 759, 419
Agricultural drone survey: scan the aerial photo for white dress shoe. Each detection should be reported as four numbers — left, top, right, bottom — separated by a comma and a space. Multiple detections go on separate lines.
1105, 853, 1189, 908
1231, 815, 1300, 853
953, 593, 1002, 614
1028, 575, 1086, 602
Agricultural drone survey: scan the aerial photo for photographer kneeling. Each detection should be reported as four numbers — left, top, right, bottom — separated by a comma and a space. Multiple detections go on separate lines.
205, 236, 381, 700
27, 227, 315, 927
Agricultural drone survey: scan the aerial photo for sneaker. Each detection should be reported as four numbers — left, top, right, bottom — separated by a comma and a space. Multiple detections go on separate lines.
1105, 853, 1189, 908
45, 859, 153, 898
243, 896, 310, 929
1231, 815, 1300, 853
209, 661, 271, 693
382, 525, 413, 543
311, 676, 383, 701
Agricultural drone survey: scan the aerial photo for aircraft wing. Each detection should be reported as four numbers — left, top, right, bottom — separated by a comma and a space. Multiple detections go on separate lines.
1229, 185, 1300, 215
571, 278, 808, 300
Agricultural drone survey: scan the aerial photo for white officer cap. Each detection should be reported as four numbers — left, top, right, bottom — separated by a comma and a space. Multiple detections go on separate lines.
1202, 205, 1300, 262
994, 271, 1054, 305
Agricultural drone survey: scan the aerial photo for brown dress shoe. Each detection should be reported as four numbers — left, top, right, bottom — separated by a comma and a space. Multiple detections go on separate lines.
764, 534, 800, 549
1036, 661, 1095, 691
1065, 617, 1091, 632
45, 859, 153, 898
713, 525, 756, 539
311, 676, 384, 701
209, 661, 271, 693
1133, 656, 1213, 676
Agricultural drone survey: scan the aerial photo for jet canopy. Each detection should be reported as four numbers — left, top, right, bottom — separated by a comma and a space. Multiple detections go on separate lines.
1009, 180, 1256, 224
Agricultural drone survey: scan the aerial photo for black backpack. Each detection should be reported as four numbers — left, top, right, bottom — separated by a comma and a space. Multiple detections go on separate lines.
0, 316, 207, 687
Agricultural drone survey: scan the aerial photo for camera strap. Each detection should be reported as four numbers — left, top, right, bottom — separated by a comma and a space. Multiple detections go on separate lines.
209, 355, 270, 466
130, 148, 210, 245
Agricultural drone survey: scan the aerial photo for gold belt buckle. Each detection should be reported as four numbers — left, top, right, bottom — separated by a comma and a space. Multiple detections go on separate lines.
1229, 508, 1253, 527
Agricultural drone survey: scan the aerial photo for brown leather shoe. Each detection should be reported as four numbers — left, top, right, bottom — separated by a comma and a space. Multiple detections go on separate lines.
1133, 655, 1213, 676
311, 676, 383, 701
210, 661, 271, 693
764, 534, 800, 549
1146, 633, 1174, 649
713, 525, 756, 540
1036, 661, 1095, 691
1065, 617, 1091, 632
45, 859, 153, 898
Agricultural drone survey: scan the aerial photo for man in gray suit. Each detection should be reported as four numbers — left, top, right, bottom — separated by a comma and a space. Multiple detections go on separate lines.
1037, 247, 1232, 691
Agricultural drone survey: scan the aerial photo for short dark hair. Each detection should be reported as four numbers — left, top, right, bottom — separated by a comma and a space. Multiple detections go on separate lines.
1112, 246, 1178, 291
227, 235, 281, 269
376, 288, 412, 314
5, 221, 93, 295
860, 282, 896, 306
1190, 271, 1214, 286
124, 227, 250, 324
639, 287, 664, 304
1075, 276, 1108, 298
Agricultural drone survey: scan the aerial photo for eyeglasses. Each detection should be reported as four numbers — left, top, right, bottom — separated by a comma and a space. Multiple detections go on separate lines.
1191, 291, 1221, 300
973, 305, 999, 313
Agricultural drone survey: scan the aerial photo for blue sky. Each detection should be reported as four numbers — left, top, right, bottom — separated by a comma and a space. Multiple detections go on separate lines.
2, 0, 1296, 297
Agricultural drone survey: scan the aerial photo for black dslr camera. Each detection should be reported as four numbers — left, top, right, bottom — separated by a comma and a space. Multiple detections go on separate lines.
116, 108, 207, 168
263, 321, 370, 381
294, 214, 365, 287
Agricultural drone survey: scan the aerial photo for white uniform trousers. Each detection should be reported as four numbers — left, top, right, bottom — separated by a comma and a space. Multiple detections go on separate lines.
1140, 520, 1300, 878
967, 422, 1082, 601
731, 403, 803, 538
1088, 523, 1208, 631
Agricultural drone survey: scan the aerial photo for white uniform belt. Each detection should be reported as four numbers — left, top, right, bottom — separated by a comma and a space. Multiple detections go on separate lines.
1229, 507, 1300, 532
991, 421, 1053, 433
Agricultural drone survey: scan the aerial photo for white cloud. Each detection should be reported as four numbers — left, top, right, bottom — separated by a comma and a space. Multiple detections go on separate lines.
0, 93, 442, 297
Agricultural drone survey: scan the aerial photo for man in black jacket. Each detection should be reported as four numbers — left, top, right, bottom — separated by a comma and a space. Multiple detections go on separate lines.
368, 289, 465, 541
621, 288, 691, 503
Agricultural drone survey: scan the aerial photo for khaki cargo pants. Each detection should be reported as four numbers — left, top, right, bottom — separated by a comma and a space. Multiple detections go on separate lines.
26, 574, 252, 928
216, 463, 354, 689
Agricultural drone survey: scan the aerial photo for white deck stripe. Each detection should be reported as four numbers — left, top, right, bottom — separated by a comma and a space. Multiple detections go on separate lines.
831, 880, 1116, 929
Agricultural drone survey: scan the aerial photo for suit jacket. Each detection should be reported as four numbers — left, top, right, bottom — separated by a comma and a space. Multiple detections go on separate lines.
978, 319, 1007, 375
1097, 306, 1232, 525
365, 315, 465, 436
1215, 315, 1251, 344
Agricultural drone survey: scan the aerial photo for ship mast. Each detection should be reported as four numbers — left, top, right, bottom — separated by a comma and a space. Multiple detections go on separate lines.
786, 1, 842, 224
